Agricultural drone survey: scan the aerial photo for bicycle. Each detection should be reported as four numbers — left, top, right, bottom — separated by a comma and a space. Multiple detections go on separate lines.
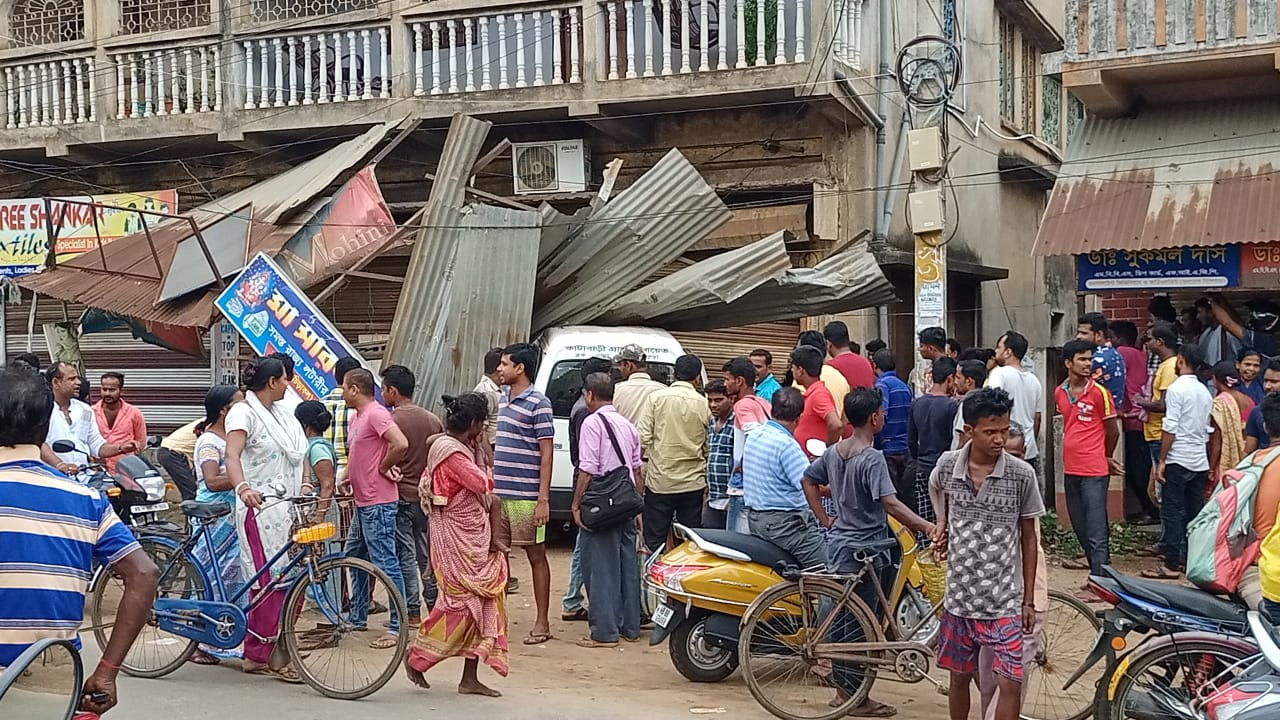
88, 491, 408, 700
737, 536, 1101, 720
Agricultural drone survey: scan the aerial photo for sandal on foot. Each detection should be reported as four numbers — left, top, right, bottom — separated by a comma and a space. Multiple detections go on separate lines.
1060, 558, 1090, 570
245, 665, 302, 684
848, 700, 898, 718
575, 638, 618, 648
561, 608, 589, 622
188, 650, 220, 666
523, 631, 553, 645
369, 633, 399, 650
1141, 566, 1182, 580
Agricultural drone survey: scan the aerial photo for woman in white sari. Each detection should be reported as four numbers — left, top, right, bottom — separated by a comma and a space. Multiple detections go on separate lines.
225, 356, 308, 683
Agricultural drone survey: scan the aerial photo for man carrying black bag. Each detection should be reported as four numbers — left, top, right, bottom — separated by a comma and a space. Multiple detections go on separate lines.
571, 372, 644, 648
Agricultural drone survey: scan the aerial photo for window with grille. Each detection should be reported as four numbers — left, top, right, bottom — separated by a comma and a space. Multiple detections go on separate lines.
251, 0, 375, 23
11, 0, 84, 46
120, 0, 210, 34
1041, 73, 1062, 148
1020, 38, 1039, 133
998, 15, 1014, 122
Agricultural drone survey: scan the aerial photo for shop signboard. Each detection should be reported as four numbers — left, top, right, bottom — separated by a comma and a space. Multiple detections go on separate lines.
1240, 242, 1280, 288
214, 252, 373, 402
1077, 246, 1241, 291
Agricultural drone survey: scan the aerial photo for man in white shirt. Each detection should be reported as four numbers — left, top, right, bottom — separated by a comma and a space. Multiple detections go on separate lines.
613, 344, 666, 426
1148, 344, 1214, 580
473, 347, 504, 448
987, 331, 1044, 473
40, 362, 137, 476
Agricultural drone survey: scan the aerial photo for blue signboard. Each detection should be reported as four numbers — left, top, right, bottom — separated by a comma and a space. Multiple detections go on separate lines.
215, 252, 370, 402
1077, 246, 1241, 291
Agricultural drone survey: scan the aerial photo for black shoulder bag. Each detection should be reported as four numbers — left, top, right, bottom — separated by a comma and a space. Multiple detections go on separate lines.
578, 416, 644, 531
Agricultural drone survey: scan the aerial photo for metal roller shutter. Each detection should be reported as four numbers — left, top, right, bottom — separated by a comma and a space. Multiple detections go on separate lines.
671, 321, 800, 383
5, 290, 209, 434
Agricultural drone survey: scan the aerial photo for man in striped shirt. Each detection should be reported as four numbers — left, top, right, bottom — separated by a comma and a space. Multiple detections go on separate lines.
0, 364, 158, 715
494, 342, 555, 645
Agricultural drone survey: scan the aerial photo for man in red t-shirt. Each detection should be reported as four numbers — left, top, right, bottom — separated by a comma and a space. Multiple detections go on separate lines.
791, 346, 842, 456
1056, 339, 1121, 583
824, 321, 876, 390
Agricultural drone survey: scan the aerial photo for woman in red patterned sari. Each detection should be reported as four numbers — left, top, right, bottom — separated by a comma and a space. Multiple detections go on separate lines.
406, 392, 508, 697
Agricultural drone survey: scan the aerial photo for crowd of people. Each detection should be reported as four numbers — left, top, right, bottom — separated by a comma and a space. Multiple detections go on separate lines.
8, 289, 1280, 718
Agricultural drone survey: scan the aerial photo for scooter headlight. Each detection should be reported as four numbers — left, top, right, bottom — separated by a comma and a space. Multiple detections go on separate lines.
649, 561, 710, 592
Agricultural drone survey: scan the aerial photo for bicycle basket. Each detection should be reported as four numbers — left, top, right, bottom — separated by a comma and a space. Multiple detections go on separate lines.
917, 546, 947, 602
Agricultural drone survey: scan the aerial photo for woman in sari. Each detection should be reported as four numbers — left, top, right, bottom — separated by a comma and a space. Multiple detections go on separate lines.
225, 357, 308, 683
188, 384, 245, 666
406, 392, 508, 697
1210, 360, 1254, 494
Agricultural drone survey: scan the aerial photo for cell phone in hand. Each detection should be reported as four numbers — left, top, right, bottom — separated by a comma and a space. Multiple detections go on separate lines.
87, 690, 110, 704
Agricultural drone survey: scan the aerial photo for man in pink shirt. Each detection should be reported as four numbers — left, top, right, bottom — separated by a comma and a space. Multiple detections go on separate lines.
93, 372, 146, 474
824, 321, 876, 390
1112, 321, 1159, 524
342, 368, 410, 649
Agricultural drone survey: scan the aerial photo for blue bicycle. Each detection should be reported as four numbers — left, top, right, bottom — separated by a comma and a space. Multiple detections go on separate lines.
88, 493, 408, 700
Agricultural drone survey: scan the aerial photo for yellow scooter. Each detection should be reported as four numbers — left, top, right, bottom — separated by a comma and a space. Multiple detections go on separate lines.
645, 518, 936, 683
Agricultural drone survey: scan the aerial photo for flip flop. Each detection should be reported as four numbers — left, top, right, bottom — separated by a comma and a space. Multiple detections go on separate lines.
847, 700, 898, 718
1141, 567, 1182, 580
369, 633, 399, 650
1060, 558, 1090, 570
575, 638, 618, 648
244, 665, 303, 684
523, 631, 553, 645
561, 608, 589, 622
188, 650, 220, 666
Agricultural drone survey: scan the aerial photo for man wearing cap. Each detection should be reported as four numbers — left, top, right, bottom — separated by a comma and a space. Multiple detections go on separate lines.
614, 344, 667, 426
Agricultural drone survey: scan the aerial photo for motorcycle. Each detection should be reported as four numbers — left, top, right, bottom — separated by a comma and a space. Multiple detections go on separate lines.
1066, 565, 1258, 720
0, 638, 99, 720
52, 439, 180, 537
646, 518, 935, 683
1199, 611, 1280, 719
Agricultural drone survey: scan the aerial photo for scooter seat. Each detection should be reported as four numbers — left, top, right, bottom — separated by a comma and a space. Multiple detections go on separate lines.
688, 528, 799, 570
1104, 566, 1245, 624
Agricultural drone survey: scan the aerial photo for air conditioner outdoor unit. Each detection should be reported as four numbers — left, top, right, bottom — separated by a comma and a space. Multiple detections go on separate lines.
511, 140, 589, 195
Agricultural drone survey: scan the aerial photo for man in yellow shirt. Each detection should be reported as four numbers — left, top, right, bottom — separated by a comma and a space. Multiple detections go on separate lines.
613, 344, 666, 426
158, 418, 200, 501
638, 355, 710, 553
1135, 323, 1180, 500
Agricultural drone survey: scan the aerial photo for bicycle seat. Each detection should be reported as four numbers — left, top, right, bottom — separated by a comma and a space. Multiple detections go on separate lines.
181, 499, 232, 520
1103, 566, 1245, 624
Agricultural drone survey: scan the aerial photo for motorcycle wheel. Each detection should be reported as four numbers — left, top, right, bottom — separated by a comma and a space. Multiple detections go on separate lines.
893, 583, 940, 648
669, 613, 738, 683
1097, 635, 1256, 720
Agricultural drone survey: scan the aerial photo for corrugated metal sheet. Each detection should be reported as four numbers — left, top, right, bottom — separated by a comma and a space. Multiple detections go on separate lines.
597, 232, 792, 324
1034, 98, 1280, 256
386, 203, 542, 408
383, 114, 546, 406
671, 321, 801, 382
694, 204, 809, 250
19, 121, 404, 327
532, 149, 733, 330
651, 243, 898, 331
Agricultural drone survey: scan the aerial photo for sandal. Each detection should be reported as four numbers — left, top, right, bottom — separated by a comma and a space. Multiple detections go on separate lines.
575, 638, 618, 649
1141, 566, 1182, 580
297, 629, 340, 652
561, 608, 589, 622
369, 633, 399, 650
1060, 557, 1090, 570
848, 700, 898, 718
188, 650, 220, 666
523, 631, 553, 645
244, 664, 303, 684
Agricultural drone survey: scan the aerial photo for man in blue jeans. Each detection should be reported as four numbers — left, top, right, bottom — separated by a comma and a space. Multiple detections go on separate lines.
342, 368, 410, 649
562, 357, 613, 622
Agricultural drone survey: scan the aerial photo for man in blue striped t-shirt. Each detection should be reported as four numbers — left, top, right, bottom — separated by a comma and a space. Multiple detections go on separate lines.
494, 342, 555, 645
0, 364, 158, 715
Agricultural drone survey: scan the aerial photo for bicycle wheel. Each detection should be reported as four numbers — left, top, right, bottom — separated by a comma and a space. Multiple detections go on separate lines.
739, 577, 882, 720
1100, 635, 1255, 720
1019, 589, 1102, 720
281, 556, 409, 700
89, 537, 208, 678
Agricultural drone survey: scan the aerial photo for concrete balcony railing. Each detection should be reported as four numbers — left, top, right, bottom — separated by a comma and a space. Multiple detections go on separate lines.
1067, 0, 1280, 63
1, 55, 97, 128
108, 42, 224, 118
831, 0, 865, 71
596, 0, 809, 80
408, 4, 584, 96
242, 25, 392, 108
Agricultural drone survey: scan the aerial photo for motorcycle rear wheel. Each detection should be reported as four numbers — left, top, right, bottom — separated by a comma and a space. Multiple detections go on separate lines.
1098, 635, 1255, 720
669, 613, 738, 682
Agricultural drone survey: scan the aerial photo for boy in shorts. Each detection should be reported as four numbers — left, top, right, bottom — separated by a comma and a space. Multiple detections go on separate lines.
493, 342, 555, 645
929, 387, 1044, 720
